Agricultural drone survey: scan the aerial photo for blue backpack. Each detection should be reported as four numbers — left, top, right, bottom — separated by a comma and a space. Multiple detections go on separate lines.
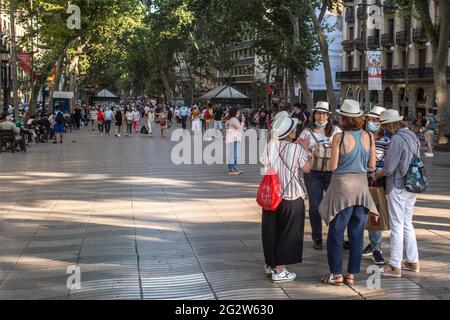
398, 133, 429, 193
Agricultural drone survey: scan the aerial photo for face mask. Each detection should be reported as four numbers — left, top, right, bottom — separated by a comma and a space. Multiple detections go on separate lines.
315, 121, 327, 128
368, 122, 380, 132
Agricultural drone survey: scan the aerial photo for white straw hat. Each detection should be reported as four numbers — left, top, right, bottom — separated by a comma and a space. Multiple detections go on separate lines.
274, 111, 290, 122
365, 106, 386, 119
380, 109, 404, 124
336, 99, 364, 117
312, 101, 331, 113
272, 116, 299, 139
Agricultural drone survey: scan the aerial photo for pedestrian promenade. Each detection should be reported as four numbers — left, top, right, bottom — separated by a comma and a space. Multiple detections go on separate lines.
0, 127, 448, 299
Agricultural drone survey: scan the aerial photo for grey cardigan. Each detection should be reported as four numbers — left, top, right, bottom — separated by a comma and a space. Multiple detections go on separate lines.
383, 128, 420, 194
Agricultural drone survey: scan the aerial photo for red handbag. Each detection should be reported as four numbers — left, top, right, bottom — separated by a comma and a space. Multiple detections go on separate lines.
256, 167, 282, 211
160, 119, 167, 126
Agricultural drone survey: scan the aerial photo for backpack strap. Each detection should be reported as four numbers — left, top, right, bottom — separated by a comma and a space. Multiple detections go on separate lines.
309, 129, 320, 144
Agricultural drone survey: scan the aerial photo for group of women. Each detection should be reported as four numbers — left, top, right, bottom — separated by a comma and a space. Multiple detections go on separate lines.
112, 106, 169, 138
259, 99, 421, 284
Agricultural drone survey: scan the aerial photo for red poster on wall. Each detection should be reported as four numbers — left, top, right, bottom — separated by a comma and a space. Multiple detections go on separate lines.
17, 52, 35, 81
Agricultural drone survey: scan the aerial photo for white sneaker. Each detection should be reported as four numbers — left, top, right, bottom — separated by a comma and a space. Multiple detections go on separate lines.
264, 265, 274, 276
272, 268, 296, 282
424, 152, 434, 158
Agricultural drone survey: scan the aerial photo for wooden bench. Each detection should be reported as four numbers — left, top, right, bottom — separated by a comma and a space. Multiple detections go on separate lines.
0, 129, 16, 153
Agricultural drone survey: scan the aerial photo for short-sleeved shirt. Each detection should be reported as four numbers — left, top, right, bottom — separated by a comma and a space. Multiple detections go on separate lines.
105, 110, 113, 121
260, 140, 309, 201
299, 125, 342, 151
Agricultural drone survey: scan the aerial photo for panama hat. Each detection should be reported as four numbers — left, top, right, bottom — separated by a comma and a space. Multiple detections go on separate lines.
365, 106, 386, 119
272, 116, 299, 139
336, 99, 364, 117
312, 101, 331, 113
274, 111, 290, 122
380, 109, 404, 124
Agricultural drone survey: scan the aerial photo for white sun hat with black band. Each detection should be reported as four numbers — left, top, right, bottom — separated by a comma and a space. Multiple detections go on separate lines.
312, 101, 331, 113
336, 99, 364, 117
365, 106, 386, 119
272, 115, 299, 139
274, 111, 290, 122
380, 109, 404, 124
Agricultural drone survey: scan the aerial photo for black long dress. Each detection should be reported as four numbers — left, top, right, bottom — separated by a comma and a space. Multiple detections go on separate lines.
262, 198, 305, 268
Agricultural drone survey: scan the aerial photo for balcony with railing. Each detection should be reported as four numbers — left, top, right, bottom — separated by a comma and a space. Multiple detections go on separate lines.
354, 38, 364, 51
336, 67, 450, 82
383, 0, 395, 14
342, 40, 355, 52
345, 7, 355, 23
357, 6, 367, 20
396, 30, 410, 45
413, 28, 427, 43
367, 35, 380, 49
381, 33, 395, 47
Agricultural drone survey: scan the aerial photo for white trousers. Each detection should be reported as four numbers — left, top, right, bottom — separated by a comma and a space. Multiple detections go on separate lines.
147, 120, 153, 134
387, 188, 419, 268
192, 119, 201, 132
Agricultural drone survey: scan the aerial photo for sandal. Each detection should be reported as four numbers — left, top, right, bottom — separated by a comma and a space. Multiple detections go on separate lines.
321, 274, 344, 286
344, 274, 355, 286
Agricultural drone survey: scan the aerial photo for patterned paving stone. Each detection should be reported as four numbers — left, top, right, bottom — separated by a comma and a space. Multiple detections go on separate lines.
0, 128, 449, 300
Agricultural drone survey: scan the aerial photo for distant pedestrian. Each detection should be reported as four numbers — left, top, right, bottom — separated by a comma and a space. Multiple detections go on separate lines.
125, 107, 133, 136
89, 106, 98, 131
424, 108, 438, 158
146, 108, 154, 136
97, 107, 105, 135
132, 107, 140, 134
191, 106, 202, 133
180, 105, 189, 129
159, 109, 168, 137
53, 109, 65, 144
225, 107, 244, 175
114, 107, 123, 137
104, 107, 113, 135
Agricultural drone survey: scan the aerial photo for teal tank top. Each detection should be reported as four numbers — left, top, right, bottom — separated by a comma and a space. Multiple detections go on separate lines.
335, 130, 370, 174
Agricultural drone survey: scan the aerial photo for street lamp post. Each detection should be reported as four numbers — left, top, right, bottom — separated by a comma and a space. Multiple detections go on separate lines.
257, 79, 261, 107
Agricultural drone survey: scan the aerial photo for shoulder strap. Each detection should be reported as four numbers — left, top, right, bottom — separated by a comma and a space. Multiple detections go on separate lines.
309, 129, 320, 143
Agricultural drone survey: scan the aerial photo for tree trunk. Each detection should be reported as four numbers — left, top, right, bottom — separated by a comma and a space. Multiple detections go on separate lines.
265, 61, 273, 109
308, 3, 337, 110
298, 71, 313, 109
161, 70, 174, 104
434, 0, 449, 144
288, 69, 297, 105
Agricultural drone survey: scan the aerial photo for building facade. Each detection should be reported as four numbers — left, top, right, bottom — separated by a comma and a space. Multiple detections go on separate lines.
337, 0, 449, 118
1, 2, 31, 113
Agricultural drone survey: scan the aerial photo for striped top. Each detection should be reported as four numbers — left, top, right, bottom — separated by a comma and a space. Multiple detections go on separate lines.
369, 136, 390, 173
260, 140, 309, 201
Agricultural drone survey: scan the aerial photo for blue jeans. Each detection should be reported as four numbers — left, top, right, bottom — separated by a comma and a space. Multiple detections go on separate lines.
327, 205, 368, 275
228, 141, 240, 171
369, 230, 382, 251
304, 171, 332, 241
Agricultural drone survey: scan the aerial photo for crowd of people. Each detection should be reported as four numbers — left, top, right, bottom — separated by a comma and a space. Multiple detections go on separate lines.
258, 99, 425, 286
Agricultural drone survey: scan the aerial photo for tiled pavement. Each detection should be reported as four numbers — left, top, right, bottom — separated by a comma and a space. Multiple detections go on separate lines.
0, 125, 449, 300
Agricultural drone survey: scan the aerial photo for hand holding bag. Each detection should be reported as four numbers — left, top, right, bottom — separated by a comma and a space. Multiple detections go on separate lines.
366, 186, 390, 231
